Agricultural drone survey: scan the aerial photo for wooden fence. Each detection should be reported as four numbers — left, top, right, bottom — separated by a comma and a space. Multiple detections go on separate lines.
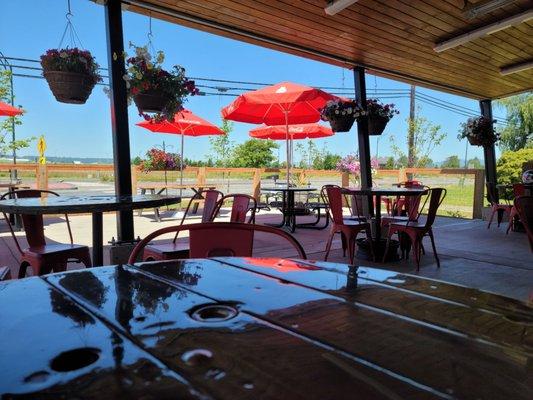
0, 163, 485, 219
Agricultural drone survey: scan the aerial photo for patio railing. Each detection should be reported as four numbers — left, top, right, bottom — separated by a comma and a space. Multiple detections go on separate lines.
0, 163, 485, 219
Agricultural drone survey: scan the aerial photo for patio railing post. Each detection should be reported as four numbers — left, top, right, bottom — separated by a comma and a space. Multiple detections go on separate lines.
479, 99, 498, 202
353, 66, 373, 216
105, 0, 134, 241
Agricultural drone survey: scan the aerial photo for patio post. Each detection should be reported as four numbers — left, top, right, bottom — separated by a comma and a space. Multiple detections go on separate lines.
105, 0, 134, 241
353, 67, 373, 214
479, 99, 498, 201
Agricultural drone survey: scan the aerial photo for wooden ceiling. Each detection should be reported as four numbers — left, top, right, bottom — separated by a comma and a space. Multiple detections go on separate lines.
124, 0, 533, 99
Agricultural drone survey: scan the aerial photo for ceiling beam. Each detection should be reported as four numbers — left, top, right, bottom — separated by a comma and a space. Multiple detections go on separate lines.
500, 59, 533, 75
434, 9, 533, 52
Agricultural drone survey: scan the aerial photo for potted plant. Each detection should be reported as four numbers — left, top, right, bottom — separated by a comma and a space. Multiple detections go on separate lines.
40, 48, 102, 104
125, 44, 198, 122
458, 116, 499, 146
139, 148, 183, 172
365, 99, 399, 135
320, 99, 366, 132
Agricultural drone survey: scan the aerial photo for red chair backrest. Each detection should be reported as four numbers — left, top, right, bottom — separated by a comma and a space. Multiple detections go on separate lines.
421, 188, 446, 228
513, 183, 525, 198
179, 189, 224, 225
0, 189, 68, 249
514, 196, 533, 251
128, 222, 307, 263
213, 194, 257, 223
324, 185, 345, 225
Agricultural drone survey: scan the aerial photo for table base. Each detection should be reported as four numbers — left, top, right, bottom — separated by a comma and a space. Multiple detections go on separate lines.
356, 238, 400, 262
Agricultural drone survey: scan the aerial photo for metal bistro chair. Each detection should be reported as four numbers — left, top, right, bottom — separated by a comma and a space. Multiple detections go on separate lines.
506, 183, 525, 234
383, 188, 446, 270
323, 185, 374, 264
1, 190, 92, 278
129, 222, 307, 263
212, 193, 257, 223
486, 182, 512, 229
142, 189, 224, 261
514, 196, 533, 252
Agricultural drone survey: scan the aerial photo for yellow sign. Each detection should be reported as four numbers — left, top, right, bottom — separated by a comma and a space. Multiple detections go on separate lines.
37, 136, 46, 165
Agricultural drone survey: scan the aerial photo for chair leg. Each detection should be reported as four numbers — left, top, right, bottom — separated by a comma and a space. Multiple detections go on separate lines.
506, 208, 515, 234
366, 228, 375, 262
412, 239, 421, 271
428, 229, 440, 269
487, 207, 496, 229
18, 262, 29, 279
340, 233, 347, 257
324, 231, 335, 261
347, 235, 356, 264
382, 232, 392, 263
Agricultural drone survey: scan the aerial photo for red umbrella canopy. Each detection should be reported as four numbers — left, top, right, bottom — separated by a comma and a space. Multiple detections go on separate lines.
221, 81, 339, 125
136, 109, 224, 136
0, 101, 24, 117
249, 123, 334, 140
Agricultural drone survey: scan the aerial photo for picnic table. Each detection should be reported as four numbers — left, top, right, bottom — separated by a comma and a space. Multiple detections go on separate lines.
0, 257, 530, 399
137, 184, 217, 221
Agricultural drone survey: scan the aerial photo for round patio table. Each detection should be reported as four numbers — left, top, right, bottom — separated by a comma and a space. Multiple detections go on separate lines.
0, 257, 530, 399
342, 186, 428, 261
0, 194, 181, 266
261, 187, 316, 232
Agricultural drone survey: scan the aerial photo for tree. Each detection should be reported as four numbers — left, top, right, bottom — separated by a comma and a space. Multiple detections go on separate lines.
295, 140, 319, 169
384, 156, 395, 169
315, 152, 341, 170
442, 155, 460, 168
496, 93, 533, 151
132, 156, 142, 165
209, 120, 235, 167
467, 157, 482, 169
390, 113, 446, 169
0, 70, 34, 156
231, 139, 279, 167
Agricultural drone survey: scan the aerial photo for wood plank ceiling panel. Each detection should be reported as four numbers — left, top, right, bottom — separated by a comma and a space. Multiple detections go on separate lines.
125, 0, 533, 99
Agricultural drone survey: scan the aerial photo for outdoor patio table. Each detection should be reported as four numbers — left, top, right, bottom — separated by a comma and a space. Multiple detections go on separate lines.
1, 257, 531, 399
0, 194, 180, 266
261, 187, 316, 232
342, 186, 428, 260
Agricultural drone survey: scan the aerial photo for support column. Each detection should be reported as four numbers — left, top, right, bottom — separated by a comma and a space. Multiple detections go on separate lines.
480, 99, 498, 201
353, 67, 372, 214
105, 0, 134, 241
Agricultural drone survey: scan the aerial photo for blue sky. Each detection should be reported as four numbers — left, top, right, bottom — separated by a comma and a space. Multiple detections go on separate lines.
1, 0, 504, 163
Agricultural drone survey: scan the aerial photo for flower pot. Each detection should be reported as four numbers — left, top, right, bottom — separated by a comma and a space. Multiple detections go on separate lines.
133, 89, 169, 113
367, 116, 389, 135
467, 135, 484, 146
328, 115, 355, 132
43, 71, 96, 104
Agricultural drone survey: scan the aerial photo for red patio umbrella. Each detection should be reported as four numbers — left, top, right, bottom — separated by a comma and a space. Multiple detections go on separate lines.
221, 82, 338, 187
250, 123, 334, 169
136, 109, 224, 188
0, 101, 23, 117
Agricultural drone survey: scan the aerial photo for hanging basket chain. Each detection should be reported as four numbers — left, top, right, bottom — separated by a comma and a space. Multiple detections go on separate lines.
147, 13, 156, 55
58, 0, 84, 49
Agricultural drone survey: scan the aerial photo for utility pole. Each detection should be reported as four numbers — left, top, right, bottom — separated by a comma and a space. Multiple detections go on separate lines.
407, 85, 416, 168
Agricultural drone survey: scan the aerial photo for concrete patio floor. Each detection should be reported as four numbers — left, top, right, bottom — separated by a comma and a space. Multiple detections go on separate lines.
1, 208, 531, 301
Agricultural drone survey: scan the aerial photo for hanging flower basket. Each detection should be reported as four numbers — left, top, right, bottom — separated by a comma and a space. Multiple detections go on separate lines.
125, 44, 198, 122
132, 89, 170, 114
320, 99, 365, 133
43, 71, 96, 104
40, 48, 102, 105
329, 115, 356, 132
367, 115, 389, 136
458, 116, 499, 147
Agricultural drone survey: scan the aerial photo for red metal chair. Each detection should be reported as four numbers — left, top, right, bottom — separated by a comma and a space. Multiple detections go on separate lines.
212, 193, 257, 223
142, 189, 224, 261
323, 185, 374, 264
506, 183, 525, 234
486, 182, 512, 228
128, 222, 307, 263
391, 180, 425, 217
1, 190, 91, 278
383, 188, 446, 270
514, 196, 533, 252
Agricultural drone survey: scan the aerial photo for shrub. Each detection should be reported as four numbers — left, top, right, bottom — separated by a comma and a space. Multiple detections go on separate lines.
496, 148, 533, 184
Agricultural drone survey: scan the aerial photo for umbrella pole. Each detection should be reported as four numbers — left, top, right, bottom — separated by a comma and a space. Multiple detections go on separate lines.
284, 111, 290, 188
180, 133, 184, 211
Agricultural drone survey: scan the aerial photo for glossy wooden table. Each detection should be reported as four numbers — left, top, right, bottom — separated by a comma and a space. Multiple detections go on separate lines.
1, 258, 530, 399
0, 195, 181, 266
